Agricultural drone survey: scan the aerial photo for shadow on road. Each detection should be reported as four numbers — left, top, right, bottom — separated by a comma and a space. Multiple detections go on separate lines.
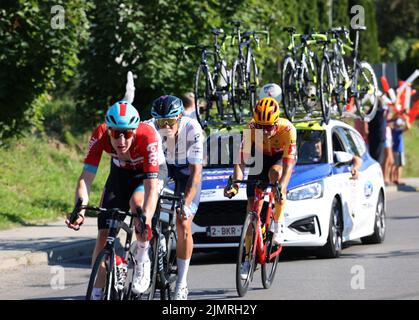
191, 247, 319, 266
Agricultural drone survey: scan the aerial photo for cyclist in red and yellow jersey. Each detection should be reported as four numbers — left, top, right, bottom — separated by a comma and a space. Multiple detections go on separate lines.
224, 97, 297, 247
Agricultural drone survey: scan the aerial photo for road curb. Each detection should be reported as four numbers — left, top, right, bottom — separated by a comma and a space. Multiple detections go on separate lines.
0, 239, 96, 271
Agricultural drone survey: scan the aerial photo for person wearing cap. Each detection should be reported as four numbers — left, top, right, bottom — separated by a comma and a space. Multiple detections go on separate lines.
66, 101, 167, 299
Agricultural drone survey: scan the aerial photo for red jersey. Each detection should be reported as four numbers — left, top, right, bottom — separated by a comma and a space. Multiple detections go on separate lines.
83, 123, 160, 174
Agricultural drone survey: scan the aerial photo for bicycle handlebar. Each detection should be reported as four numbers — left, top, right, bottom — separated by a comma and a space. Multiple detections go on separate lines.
68, 198, 136, 225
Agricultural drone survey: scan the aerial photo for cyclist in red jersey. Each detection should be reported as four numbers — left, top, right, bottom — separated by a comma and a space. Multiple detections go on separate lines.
66, 101, 167, 299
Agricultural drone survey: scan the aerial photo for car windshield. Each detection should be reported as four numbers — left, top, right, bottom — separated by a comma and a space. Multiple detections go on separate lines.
296, 129, 327, 165
203, 128, 327, 167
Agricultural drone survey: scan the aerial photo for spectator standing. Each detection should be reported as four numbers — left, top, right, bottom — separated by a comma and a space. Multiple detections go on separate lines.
368, 102, 387, 164
390, 112, 411, 185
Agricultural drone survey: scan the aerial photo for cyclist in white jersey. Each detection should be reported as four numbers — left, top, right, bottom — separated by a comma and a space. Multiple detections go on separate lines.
146, 95, 203, 300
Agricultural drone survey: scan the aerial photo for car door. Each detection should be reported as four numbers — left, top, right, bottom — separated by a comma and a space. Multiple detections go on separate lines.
335, 126, 369, 238
331, 128, 357, 238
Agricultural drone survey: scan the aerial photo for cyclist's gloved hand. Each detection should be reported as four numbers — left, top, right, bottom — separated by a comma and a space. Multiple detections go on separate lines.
224, 184, 239, 199
65, 212, 85, 231
224, 176, 239, 199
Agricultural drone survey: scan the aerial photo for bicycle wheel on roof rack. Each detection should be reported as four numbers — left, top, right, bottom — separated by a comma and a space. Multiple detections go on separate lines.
353, 61, 378, 123
231, 59, 245, 125
281, 56, 298, 122
319, 58, 332, 124
194, 65, 212, 128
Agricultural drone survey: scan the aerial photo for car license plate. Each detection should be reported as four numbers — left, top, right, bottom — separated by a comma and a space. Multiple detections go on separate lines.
208, 225, 242, 237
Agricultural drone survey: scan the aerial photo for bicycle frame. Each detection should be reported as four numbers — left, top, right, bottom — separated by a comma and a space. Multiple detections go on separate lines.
250, 186, 283, 265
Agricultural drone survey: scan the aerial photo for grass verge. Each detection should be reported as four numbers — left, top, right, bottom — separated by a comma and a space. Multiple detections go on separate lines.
0, 134, 109, 230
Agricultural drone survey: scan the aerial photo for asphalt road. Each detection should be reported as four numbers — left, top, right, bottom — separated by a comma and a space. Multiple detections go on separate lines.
1, 190, 418, 300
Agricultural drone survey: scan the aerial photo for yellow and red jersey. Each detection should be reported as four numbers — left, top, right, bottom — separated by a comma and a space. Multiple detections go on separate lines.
241, 118, 297, 164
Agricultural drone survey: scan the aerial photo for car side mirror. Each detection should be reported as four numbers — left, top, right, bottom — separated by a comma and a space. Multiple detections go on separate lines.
334, 151, 353, 166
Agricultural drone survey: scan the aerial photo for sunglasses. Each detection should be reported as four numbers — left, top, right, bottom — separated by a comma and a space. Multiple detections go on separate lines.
156, 117, 179, 128
253, 123, 277, 132
109, 129, 135, 139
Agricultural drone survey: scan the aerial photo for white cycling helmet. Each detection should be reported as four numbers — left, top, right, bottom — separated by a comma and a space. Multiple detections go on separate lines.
258, 83, 282, 103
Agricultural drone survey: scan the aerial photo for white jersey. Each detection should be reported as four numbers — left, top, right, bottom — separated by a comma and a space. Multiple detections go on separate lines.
145, 117, 204, 167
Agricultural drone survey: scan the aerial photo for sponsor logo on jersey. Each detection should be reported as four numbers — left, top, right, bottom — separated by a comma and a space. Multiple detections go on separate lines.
146, 142, 159, 166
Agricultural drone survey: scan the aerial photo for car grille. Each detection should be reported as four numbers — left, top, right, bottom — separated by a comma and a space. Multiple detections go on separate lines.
194, 201, 248, 227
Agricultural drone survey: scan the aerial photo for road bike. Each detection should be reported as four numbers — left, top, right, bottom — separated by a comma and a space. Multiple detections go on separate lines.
226, 177, 283, 297
281, 27, 327, 122
189, 28, 232, 128
230, 21, 269, 124
155, 190, 185, 300
319, 26, 378, 123
68, 198, 156, 300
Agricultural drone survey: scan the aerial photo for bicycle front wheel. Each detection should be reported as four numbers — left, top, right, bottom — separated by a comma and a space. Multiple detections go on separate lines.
261, 221, 280, 289
354, 61, 378, 122
236, 212, 257, 297
160, 226, 178, 300
86, 250, 118, 300
319, 58, 332, 124
281, 57, 297, 122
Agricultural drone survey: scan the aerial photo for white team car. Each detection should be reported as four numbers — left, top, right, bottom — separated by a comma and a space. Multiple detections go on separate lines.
165, 119, 386, 258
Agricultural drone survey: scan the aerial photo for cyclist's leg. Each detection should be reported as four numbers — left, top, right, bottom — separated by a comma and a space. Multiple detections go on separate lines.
171, 165, 201, 299
129, 165, 167, 294
268, 155, 288, 244
268, 164, 284, 221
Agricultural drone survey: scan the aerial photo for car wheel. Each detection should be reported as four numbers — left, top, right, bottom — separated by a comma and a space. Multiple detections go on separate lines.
317, 197, 343, 259
361, 191, 385, 244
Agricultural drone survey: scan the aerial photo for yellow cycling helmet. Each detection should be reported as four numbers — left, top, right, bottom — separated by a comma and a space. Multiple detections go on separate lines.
253, 97, 280, 125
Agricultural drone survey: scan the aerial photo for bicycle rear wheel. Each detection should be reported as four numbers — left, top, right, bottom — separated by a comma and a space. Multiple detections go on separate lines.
281, 57, 297, 122
231, 59, 245, 124
354, 61, 378, 122
236, 212, 257, 297
300, 57, 319, 113
194, 65, 212, 127
86, 250, 118, 300
261, 220, 280, 289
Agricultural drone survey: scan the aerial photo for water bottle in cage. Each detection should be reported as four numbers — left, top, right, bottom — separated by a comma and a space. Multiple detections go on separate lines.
115, 255, 128, 290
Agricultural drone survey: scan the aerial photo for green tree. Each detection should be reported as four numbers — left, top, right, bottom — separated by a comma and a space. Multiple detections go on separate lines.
0, 0, 91, 141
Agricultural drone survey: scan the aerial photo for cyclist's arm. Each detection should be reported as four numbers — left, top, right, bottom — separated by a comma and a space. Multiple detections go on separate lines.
280, 125, 297, 196
141, 123, 162, 224
185, 120, 204, 209
74, 124, 106, 216
74, 169, 96, 217
142, 177, 159, 224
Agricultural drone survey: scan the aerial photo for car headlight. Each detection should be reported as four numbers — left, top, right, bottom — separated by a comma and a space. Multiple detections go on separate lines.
287, 181, 323, 201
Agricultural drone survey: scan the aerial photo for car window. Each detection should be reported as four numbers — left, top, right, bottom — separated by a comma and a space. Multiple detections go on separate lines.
296, 130, 327, 164
349, 129, 367, 156
332, 131, 345, 152
335, 127, 360, 156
